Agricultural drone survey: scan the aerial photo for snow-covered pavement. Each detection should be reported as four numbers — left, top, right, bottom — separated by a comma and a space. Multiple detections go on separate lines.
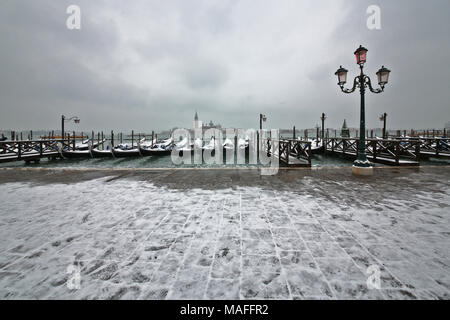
0, 167, 449, 299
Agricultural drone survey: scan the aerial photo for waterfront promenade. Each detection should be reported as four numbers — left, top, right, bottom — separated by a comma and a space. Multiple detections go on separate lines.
0, 167, 449, 299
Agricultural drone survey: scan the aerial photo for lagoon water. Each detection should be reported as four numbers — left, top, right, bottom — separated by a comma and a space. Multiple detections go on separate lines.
0, 153, 356, 169
0, 152, 449, 169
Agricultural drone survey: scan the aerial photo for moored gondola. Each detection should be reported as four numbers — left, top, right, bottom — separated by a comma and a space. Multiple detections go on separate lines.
111, 147, 140, 158
139, 138, 173, 156
61, 149, 92, 159
91, 148, 114, 158
139, 145, 172, 156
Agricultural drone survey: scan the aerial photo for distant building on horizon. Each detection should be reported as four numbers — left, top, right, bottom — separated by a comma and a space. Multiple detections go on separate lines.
193, 111, 221, 130
341, 119, 350, 137
193, 111, 203, 129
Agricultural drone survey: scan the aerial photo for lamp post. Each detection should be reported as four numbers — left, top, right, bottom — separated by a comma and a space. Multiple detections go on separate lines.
259, 114, 267, 130
258, 114, 267, 158
61, 115, 80, 139
335, 45, 391, 175
379, 112, 387, 139
320, 113, 326, 153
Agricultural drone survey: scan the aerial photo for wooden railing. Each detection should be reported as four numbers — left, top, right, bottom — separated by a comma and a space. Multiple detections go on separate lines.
264, 139, 311, 167
325, 137, 421, 165
416, 137, 450, 158
0, 139, 74, 162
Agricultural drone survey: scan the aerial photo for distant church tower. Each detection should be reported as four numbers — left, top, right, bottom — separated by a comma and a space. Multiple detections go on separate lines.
341, 119, 350, 137
193, 111, 202, 129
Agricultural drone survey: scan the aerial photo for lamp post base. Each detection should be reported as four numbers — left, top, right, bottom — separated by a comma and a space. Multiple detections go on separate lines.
352, 165, 374, 176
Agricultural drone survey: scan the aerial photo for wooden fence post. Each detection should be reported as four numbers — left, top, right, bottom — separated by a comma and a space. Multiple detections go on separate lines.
395, 141, 400, 165
372, 140, 377, 160
308, 142, 311, 166
415, 140, 420, 162
286, 141, 290, 165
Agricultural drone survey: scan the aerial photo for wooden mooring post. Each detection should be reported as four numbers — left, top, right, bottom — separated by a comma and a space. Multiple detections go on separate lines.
111, 130, 114, 148
67, 133, 71, 151
316, 126, 319, 146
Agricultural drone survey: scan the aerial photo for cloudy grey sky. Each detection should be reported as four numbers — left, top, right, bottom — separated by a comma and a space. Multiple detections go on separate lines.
0, 0, 449, 132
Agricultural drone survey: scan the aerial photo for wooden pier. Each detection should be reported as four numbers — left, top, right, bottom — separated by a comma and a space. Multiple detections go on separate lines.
264, 139, 312, 167
416, 138, 450, 159
0, 130, 448, 167
324, 137, 420, 166
0, 139, 74, 163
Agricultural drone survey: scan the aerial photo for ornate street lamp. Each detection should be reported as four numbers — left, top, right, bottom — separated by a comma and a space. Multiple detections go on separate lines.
335, 45, 391, 175
260, 114, 267, 130
320, 113, 326, 152
61, 115, 80, 139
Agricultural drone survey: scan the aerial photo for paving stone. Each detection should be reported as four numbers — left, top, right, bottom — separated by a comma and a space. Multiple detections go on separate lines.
241, 273, 290, 299
0, 167, 449, 299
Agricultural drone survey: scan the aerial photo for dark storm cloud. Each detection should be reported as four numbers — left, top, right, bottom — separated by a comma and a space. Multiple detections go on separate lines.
0, 0, 449, 132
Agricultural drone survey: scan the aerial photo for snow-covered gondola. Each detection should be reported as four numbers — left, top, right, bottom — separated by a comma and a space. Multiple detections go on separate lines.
90, 148, 113, 158
139, 138, 173, 156
61, 149, 92, 158
76, 139, 105, 151
223, 138, 234, 152
111, 146, 140, 158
